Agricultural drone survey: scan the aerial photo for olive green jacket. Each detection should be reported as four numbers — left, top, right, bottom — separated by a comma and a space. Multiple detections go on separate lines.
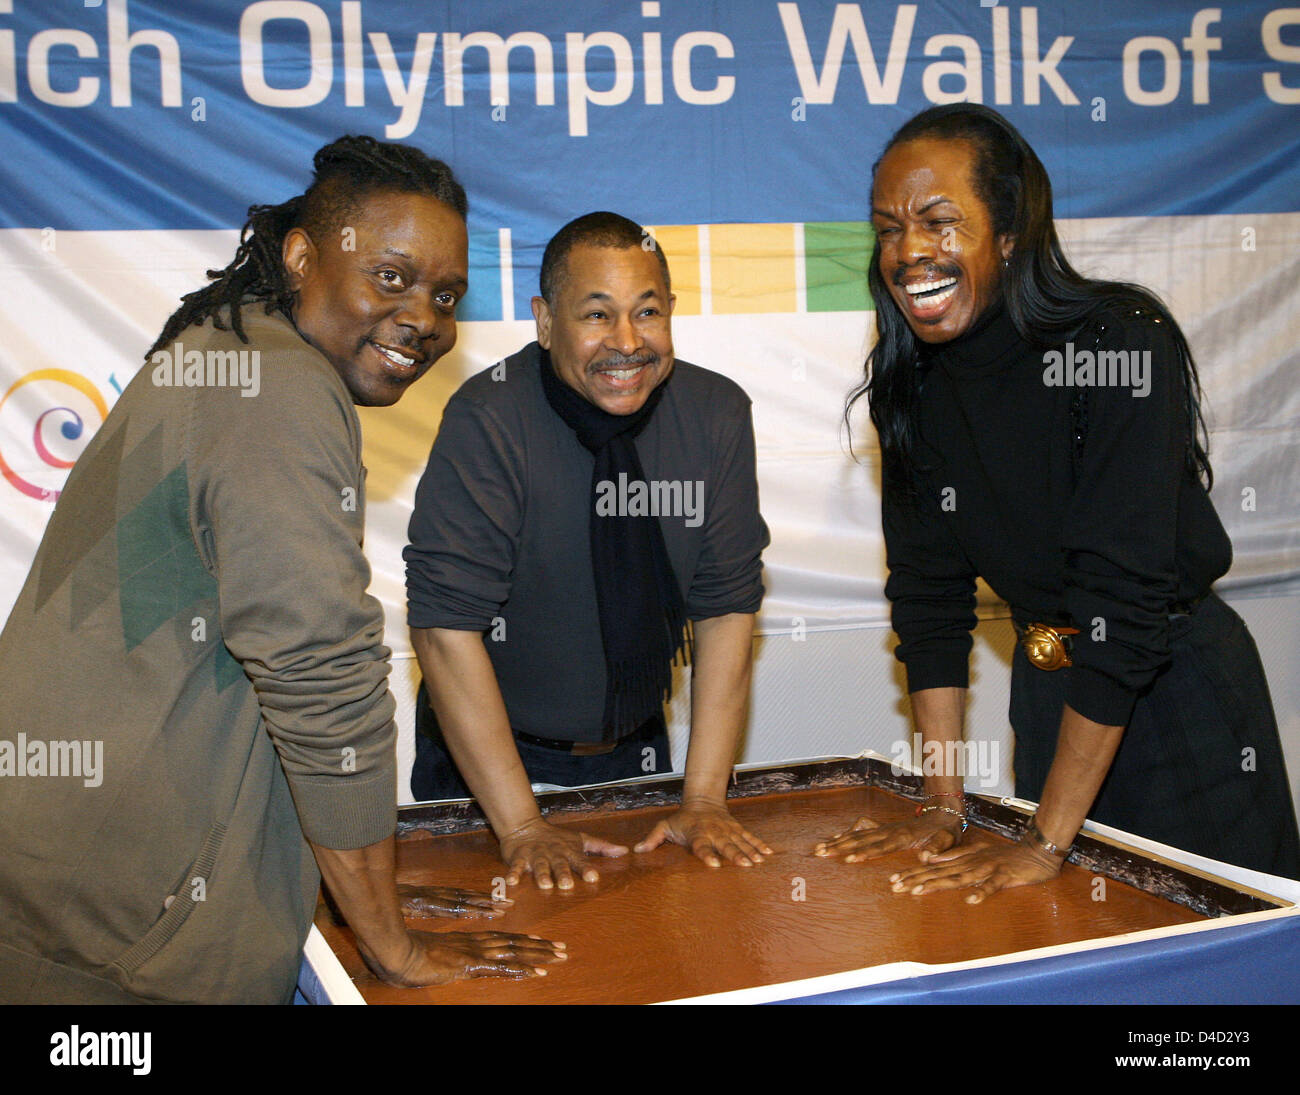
0, 309, 397, 1003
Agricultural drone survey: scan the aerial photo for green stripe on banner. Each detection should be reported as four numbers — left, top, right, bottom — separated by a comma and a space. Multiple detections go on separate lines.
805, 222, 874, 312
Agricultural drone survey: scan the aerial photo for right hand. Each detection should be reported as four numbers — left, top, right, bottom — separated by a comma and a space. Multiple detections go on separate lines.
812, 809, 964, 863
500, 816, 629, 890
373, 929, 568, 986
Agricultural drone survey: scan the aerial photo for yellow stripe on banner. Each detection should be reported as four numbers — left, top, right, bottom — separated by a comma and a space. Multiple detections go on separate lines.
710, 223, 797, 315
647, 225, 701, 316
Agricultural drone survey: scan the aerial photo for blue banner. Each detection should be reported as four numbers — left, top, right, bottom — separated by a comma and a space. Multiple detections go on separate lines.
2, 0, 1298, 238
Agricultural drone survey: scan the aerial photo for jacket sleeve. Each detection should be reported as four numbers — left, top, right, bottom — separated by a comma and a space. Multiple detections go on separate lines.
882, 459, 978, 693
1060, 308, 1190, 726
188, 345, 396, 850
404, 394, 523, 631
686, 395, 769, 620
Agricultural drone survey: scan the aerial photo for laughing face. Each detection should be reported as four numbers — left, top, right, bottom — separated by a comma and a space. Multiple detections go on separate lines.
284, 190, 469, 406
531, 243, 675, 416
871, 137, 1013, 344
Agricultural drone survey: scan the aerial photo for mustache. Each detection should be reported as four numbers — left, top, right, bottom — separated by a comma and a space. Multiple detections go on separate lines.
358, 334, 427, 355
892, 262, 961, 287
591, 350, 658, 371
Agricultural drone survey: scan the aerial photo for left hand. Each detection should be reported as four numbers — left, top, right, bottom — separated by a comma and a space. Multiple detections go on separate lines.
887, 841, 1063, 904
634, 801, 773, 867
397, 883, 513, 919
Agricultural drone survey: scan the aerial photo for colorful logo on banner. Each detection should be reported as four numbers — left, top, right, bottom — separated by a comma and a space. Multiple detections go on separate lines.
0, 370, 109, 502
0, 219, 873, 501
466, 221, 877, 322
650, 222, 875, 317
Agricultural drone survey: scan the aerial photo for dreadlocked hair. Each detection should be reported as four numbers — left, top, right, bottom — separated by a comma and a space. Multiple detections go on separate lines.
148, 135, 468, 357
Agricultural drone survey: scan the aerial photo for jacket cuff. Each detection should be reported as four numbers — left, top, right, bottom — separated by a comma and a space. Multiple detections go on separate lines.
903, 652, 970, 694
1064, 665, 1139, 727
288, 762, 398, 849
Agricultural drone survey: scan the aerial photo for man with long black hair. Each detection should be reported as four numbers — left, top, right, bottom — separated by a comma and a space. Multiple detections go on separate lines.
816, 104, 1299, 895
0, 135, 564, 1002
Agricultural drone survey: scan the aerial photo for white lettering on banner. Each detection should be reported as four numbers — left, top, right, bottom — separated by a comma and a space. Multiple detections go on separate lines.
1020, 7, 1077, 105
671, 31, 734, 105
107, 0, 181, 107
1183, 9, 1222, 104
443, 31, 555, 107
1124, 35, 1181, 106
0, 3, 1291, 125
778, 3, 915, 104
1263, 9, 1300, 104
237, 3, 734, 136
922, 33, 982, 103
367, 29, 437, 139
341, 0, 363, 105
1121, 9, 1224, 106
778, 4, 1076, 106
991, 5, 1012, 103
240, 1, 332, 108
17, 0, 182, 109
27, 28, 100, 107
0, 0, 12, 103
566, 31, 635, 138
644, 4, 664, 105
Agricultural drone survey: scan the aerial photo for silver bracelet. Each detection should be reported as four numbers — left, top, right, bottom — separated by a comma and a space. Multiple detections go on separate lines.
1021, 816, 1070, 859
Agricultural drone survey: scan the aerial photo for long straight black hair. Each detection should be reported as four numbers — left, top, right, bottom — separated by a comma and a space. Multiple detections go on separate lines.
848, 104, 1211, 493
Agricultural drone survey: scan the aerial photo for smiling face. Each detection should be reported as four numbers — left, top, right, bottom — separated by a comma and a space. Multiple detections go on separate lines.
284, 190, 469, 406
531, 243, 675, 416
871, 137, 1013, 344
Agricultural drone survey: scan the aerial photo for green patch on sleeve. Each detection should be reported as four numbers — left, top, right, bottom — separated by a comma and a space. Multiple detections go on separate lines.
118, 463, 219, 653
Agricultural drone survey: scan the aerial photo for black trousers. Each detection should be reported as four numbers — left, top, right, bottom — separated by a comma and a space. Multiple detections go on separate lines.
1011, 593, 1300, 879
410, 682, 672, 802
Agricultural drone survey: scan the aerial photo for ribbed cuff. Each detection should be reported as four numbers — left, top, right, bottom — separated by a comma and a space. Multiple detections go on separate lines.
288, 762, 398, 849
1064, 665, 1139, 727
903, 652, 970, 694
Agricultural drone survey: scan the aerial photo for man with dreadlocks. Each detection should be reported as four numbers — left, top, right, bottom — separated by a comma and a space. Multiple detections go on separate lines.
404, 212, 773, 891
0, 135, 565, 1003
815, 104, 1300, 895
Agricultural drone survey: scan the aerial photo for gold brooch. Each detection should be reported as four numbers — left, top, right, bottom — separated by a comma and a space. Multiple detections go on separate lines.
1020, 623, 1078, 670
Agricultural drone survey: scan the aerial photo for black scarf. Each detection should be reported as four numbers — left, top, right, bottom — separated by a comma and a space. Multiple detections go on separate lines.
538, 348, 690, 739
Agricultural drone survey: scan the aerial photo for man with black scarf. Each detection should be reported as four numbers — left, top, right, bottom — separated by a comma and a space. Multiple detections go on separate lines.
405, 212, 772, 890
